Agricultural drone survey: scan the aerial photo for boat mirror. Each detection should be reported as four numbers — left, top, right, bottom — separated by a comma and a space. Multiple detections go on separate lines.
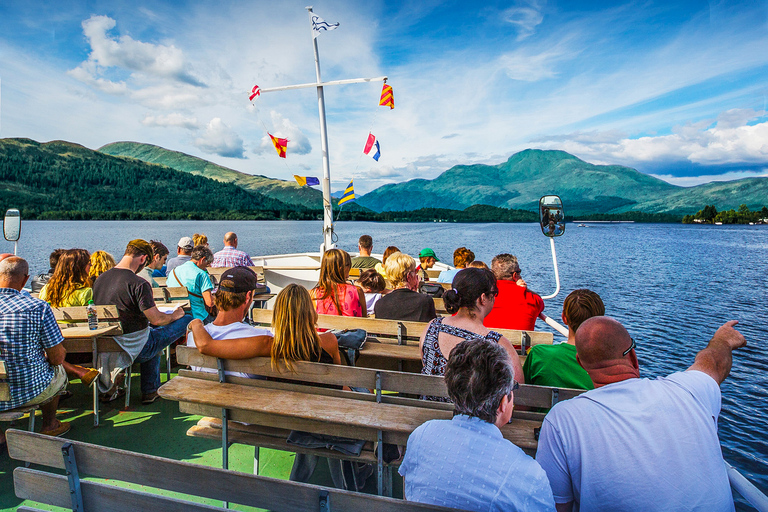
539, 195, 565, 237
3, 209, 21, 242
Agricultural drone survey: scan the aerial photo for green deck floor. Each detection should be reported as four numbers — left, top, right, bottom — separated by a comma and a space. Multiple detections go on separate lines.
1, 370, 401, 510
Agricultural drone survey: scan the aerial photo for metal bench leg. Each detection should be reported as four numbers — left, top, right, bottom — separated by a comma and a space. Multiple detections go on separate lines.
254, 446, 260, 475
124, 368, 132, 409
61, 443, 84, 512
385, 466, 393, 497
93, 380, 99, 427
165, 346, 171, 381
377, 431, 384, 496
26, 410, 36, 467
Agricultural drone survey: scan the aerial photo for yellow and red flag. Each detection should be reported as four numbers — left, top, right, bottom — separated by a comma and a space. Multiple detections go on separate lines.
379, 83, 394, 109
269, 133, 288, 158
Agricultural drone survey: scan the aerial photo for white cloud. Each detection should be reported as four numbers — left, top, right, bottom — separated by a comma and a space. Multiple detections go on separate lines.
194, 118, 245, 158
651, 169, 768, 187
533, 110, 768, 168
502, 1, 545, 41
142, 113, 200, 129
253, 111, 311, 156
73, 15, 203, 86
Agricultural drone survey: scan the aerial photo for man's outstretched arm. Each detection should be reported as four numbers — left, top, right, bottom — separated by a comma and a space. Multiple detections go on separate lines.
688, 320, 746, 385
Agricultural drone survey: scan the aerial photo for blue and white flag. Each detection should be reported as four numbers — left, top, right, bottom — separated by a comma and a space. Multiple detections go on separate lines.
312, 14, 339, 38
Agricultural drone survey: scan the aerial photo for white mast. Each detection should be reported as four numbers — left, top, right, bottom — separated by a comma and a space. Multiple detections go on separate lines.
257, 7, 387, 253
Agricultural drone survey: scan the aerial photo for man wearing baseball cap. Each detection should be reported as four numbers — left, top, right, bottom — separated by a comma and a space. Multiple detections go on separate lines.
186, 267, 273, 374
166, 236, 194, 276
417, 248, 439, 281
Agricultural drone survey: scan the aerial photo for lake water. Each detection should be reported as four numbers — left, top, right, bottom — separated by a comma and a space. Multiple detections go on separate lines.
2, 220, 766, 506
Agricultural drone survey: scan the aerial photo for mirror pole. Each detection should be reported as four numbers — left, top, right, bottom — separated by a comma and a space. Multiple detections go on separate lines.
539, 312, 569, 337
541, 236, 561, 300
14, 241, 17, 256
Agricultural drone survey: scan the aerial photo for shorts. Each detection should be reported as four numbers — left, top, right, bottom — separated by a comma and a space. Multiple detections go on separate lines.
23, 365, 68, 407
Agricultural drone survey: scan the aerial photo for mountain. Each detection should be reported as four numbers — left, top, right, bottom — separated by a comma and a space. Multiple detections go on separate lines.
357, 149, 768, 215
99, 141, 351, 210
0, 138, 305, 219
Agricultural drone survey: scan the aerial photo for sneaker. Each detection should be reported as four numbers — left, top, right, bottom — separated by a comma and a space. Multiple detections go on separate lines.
141, 392, 160, 405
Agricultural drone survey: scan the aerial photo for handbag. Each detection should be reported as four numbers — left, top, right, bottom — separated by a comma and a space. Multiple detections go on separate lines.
332, 329, 367, 350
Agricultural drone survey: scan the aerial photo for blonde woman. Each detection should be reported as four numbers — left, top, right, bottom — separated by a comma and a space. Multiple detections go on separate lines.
89, 250, 115, 282
311, 249, 366, 317
188, 283, 340, 368
373, 252, 436, 322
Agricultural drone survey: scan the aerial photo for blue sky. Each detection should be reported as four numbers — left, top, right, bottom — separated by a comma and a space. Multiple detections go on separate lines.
1, 0, 767, 193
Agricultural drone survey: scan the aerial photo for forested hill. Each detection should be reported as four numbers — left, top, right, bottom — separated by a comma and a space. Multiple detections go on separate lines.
0, 138, 311, 220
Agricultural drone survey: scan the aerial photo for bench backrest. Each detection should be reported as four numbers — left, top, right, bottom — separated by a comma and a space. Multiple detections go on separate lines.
250, 309, 554, 352
0, 360, 8, 401
7, 429, 460, 512
152, 286, 189, 303
51, 305, 120, 323
177, 346, 583, 410
207, 266, 264, 280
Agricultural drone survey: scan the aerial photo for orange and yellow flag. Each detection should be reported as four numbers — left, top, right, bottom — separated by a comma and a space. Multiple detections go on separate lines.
379, 83, 394, 109
269, 133, 288, 158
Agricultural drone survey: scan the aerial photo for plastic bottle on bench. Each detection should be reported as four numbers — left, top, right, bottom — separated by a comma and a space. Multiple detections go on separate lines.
87, 300, 98, 330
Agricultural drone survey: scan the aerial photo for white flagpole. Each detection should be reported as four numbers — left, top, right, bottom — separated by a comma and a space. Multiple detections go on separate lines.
307, 6, 335, 252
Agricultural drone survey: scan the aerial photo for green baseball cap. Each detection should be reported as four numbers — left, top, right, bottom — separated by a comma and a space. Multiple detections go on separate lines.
419, 248, 439, 261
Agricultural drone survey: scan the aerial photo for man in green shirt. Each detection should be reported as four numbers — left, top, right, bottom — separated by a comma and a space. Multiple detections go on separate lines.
523, 289, 604, 390
350, 235, 381, 269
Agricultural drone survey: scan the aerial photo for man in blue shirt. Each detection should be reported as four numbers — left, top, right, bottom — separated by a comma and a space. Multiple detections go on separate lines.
0, 256, 70, 444
399, 338, 555, 512
167, 245, 214, 321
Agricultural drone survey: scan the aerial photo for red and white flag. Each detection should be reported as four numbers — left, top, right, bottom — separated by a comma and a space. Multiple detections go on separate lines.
249, 85, 261, 101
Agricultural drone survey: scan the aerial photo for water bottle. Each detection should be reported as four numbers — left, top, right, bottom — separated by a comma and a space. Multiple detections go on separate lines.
87, 300, 98, 330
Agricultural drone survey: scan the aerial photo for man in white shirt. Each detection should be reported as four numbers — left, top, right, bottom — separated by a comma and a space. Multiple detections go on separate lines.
186, 266, 271, 378
536, 316, 745, 512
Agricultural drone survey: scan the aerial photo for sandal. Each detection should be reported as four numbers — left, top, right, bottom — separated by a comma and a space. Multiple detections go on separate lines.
41, 421, 71, 437
80, 368, 100, 388
100, 386, 126, 403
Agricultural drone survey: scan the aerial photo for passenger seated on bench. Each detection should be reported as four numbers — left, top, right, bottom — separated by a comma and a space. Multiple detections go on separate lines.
186, 266, 272, 378
374, 245, 400, 282
311, 248, 366, 317
137, 240, 169, 288
88, 250, 115, 284
38, 249, 100, 387
356, 268, 387, 314
0, 256, 72, 441
374, 252, 436, 322
30, 248, 65, 293
484, 253, 543, 331
523, 289, 604, 390
399, 338, 555, 511
419, 268, 523, 402
436, 247, 475, 283
167, 245, 215, 322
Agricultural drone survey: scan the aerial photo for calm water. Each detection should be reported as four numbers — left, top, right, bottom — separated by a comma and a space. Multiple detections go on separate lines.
2, 220, 766, 504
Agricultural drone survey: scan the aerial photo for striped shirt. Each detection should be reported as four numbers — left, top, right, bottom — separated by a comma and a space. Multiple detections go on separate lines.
0, 288, 64, 410
211, 246, 254, 268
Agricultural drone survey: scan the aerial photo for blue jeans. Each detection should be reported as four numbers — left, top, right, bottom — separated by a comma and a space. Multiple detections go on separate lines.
134, 314, 192, 395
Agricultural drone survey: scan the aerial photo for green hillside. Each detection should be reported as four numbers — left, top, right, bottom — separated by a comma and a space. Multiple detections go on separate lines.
0, 138, 308, 220
357, 149, 768, 215
99, 141, 328, 210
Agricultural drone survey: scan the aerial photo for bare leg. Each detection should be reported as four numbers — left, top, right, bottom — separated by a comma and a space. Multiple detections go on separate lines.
39, 396, 62, 432
62, 361, 89, 379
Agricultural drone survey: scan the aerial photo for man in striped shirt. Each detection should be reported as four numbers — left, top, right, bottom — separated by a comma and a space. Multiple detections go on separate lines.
211, 232, 254, 268
0, 256, 70, 445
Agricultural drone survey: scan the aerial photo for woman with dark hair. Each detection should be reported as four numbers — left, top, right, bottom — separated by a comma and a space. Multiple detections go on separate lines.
39, 248, 100, 387
356, 268, 387, 313
419, 267, 524, 400
311, 249, 366, 317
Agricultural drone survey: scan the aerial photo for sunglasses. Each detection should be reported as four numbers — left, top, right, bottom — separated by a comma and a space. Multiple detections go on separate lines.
623, 338, 636, 357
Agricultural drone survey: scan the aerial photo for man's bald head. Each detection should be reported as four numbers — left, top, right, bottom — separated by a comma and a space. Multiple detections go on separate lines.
0, 253, 13, 264
0, 256, 29, 290
223, 232, 237, 247
575, 316, 633, 367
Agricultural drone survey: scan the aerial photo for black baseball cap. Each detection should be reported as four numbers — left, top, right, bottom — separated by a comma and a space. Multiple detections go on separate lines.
218, 266, 259, 293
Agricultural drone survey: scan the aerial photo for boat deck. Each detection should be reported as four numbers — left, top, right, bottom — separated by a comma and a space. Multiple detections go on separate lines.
0, 371, 398, 511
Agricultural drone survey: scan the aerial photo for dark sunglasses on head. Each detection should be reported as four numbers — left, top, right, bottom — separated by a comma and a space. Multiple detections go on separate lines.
623, 338, 636, 357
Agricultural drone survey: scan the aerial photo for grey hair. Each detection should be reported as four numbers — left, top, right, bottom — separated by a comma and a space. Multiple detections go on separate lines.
0, 257, 29, 278
191, 245, 214, 264
491, 253, 521, 281
445, 338, 515, 424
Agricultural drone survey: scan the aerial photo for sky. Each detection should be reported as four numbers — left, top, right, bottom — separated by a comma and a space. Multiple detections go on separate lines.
1, 0, 767, 194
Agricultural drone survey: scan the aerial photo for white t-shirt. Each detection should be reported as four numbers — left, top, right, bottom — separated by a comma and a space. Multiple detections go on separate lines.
536, 370, 734, 512
186, 321, 272, 378
364, 292, 382, 312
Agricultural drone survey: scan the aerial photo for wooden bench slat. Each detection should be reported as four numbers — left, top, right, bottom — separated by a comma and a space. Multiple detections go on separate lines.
52, 305, 119, 322
14, 468, 226, 512
8, 430, 463, 511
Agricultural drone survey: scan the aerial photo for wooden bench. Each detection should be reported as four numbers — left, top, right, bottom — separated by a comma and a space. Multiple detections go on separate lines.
52, 306, 126, 426
250, 309, 554, 371
0, 360, 38, 440
7, 429, 463, 512
152, 286, 189, 303
166, 346, 583, 496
